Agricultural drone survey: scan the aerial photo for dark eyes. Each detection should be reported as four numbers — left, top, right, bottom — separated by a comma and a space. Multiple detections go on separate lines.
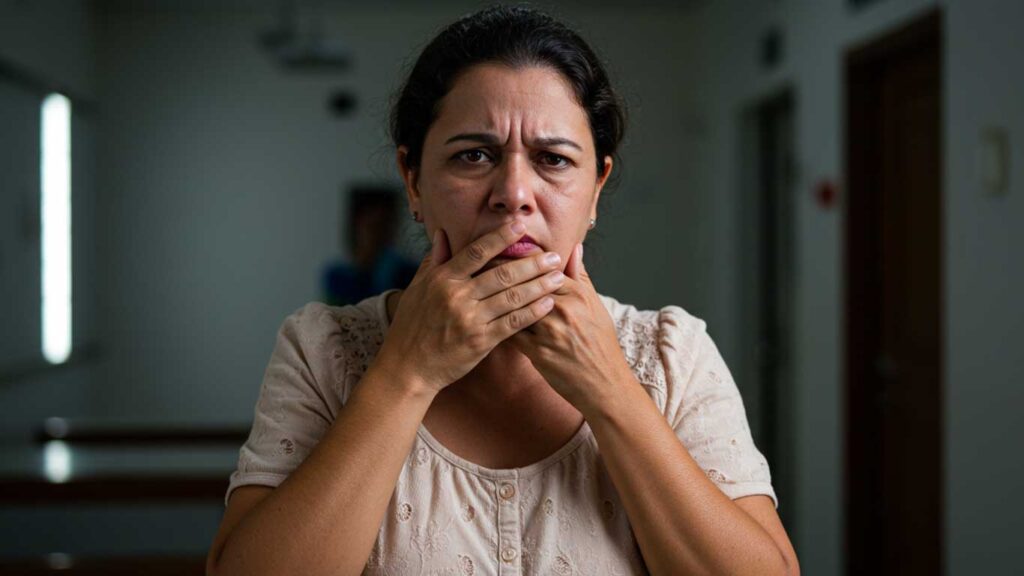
456, 149, 491, 164
537, 152, 570, 168
453, 149, 572, 169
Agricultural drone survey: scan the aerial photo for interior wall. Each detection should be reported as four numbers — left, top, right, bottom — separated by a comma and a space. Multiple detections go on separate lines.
943, 1, 1024, 572
5, 0, 1020, 571
89, 0, 710, 425
679, 0, 1024, 574
0, 0, 95, 95
0, 0, 99, 436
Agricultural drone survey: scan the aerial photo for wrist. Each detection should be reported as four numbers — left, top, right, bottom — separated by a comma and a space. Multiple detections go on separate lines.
577, 370, 645, 424
364, 355, 438, 404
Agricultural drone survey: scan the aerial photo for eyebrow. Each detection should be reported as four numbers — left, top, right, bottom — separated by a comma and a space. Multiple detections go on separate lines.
444, 132, 582, 152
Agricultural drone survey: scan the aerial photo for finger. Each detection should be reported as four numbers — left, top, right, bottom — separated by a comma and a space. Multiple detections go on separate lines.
470, 251, 562, 300
430, 228, 452, 266
563, 243, 579, 279
444, 221, 527, 278
486, 293, 555, 341
408, 232, 439, 286
564, 243, 588, 283
478, 269, 565, 323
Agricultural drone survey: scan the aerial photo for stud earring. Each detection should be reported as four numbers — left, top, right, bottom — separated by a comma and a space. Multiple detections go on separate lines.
588, 218, 596, 230
412, 211, 422, 223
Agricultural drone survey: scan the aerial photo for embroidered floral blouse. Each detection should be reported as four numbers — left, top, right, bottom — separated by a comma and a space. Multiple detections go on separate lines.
226, 289, 776, 575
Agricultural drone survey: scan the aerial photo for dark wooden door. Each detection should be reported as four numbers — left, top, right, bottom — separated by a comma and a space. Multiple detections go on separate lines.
845, 11, 943, 576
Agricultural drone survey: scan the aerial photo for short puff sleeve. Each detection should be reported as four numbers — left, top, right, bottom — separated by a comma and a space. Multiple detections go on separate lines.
224, 302, 349, 506
657, 306, 777, 507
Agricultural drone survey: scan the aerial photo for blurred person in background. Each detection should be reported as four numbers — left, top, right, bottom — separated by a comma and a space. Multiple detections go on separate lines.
321, 185, 418, 306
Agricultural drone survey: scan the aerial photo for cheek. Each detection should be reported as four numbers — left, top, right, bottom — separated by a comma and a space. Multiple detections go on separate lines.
420, 171, 478, 215
539, 201, 589, 258
543, 188, 593, 229
419, 177, 484, 249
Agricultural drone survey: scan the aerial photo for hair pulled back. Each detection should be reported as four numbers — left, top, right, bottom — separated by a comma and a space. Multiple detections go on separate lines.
390, 5, 626, 177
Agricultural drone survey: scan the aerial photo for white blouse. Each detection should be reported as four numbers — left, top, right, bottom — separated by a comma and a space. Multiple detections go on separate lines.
227, 289, 776, 575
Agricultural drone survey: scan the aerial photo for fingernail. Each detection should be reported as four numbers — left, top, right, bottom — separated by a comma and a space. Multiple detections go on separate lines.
549, 271, 565, 284
544, 252, 561, 266
511, 221, 526, 234
578, 244, 584, 259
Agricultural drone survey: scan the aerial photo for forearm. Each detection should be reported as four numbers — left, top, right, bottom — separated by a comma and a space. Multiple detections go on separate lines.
582, 383, 791, 576
212, 365, 436, 576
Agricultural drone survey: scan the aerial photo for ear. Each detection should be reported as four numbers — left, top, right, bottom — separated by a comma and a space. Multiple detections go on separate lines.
397, 146, 421, 215
589, 155, 613, 222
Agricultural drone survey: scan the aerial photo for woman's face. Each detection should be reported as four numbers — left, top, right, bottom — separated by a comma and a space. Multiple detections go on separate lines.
399, 63, 612, 273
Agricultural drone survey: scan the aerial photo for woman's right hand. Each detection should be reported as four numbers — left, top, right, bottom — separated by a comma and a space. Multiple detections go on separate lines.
372, 220, 565, 396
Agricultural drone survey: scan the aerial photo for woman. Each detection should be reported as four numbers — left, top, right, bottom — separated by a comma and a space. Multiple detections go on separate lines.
207, 6, 798, 576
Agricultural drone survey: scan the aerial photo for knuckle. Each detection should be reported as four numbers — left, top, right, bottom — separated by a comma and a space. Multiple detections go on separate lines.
437, 282, 457, 305
465, 330, 487, 352
544, 273, 562, 290
506, 310, 525, 330
466, 242, 487, 263
495, 265, 515, 287
455, 308, 474, 330
504, 287, 523, 307
431, 265, 453, 285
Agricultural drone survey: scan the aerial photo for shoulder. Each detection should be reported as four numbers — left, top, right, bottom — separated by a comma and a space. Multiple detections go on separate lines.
599, 293, 706, 333
272, 293, 390, 403
597, 293, 708, 402
281, 293, 387, 337
276, 298, 374, 348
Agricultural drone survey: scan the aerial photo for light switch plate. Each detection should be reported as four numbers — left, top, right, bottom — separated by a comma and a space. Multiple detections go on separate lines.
978, 127, 1009, 197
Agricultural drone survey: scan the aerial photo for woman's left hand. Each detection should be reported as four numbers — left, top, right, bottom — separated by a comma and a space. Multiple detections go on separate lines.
509, 243, 637, 412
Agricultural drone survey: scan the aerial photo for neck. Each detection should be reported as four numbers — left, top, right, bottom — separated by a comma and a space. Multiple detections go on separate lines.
451, 340, 547, 403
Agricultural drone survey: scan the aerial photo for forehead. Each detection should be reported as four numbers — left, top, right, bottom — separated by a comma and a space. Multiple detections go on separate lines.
431, 64, 592, 146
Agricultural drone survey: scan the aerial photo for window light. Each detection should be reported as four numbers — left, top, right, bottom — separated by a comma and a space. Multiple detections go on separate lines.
41, 93, 72, 365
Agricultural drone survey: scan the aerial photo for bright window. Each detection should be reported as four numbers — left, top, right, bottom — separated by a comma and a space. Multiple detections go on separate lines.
41, 93, 72, 364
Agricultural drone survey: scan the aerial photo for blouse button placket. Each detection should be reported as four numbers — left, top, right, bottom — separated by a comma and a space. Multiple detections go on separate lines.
499, 483, 516, 500
501, 547, 518, 563
496, 474, 522, 575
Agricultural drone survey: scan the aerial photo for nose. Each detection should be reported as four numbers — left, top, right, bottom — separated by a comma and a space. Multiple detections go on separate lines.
488, 154, 537, 215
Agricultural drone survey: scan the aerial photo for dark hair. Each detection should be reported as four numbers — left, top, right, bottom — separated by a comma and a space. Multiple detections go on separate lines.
390, 5, 626, 177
